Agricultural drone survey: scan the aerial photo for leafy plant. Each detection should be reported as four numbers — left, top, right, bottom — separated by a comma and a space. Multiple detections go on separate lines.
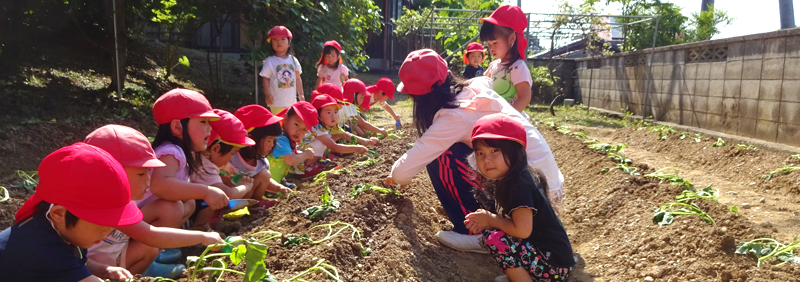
653, 202, 716, 226
737, 144, 758, 151
712, 137, 727, 147
301, 184, 340, 221
282, 234, 312, 249
351, 157, 383, 168
675, 185, 719, 204
792, 154, 800, 159
761, 165, 800, 180
647, 125, 676, 140
601, 163, 639, 175
285, 259, 343, 282
150, 0, 196, 79
736, 238, 800, 267
0, 186, 8, 203
588, 143, 631, 164
644, 167, 695, 191
556, 124, 571, 134
349, 183, 401, 198
186, 233, 281, 282
12, 170, 38, 191
679, 132, 704, 142
571, 130, 590, 140
313, 166, 352, 184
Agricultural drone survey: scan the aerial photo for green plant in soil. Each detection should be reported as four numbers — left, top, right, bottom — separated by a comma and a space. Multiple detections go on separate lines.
679, 132, 704, 142
186, 231, 282, 282
644, 167, 695, 191
601, 163, 639, 175
761, 164, 800, 180
556, 124, 571, 134
736, 238, 800, 267
313, 167, 352, 184
675, 185, 720, 204
350, 157, 383, 168
0, 186, 9, 203
646, 125, 677, 140
653, 202, 716, 226
12, 170, 38, 191
285, 259, 344, 282
588, 143, 631, 164
793, 154, 800, 159
301, 184, 340, 221
349, 183, 402, 198
712, 137, 727, 147
571, 130, 590, 140
737, 144, 758, 151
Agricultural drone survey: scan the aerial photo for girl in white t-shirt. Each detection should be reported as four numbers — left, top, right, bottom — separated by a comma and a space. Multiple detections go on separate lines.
479, 6, 533, 113
260, 26, 304, 114
315, 40, 349, 89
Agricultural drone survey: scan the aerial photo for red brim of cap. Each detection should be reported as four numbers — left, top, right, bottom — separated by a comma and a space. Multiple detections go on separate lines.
265, 115, 284, 126
193, 110, 221, 121
471, 133, 526, 147
479, 17, 499, 25
366, 85, 378, 93
69, 201, 143, 227
126, 158, 167, 168
221, 137, 256, 147
318, 102, 342, 110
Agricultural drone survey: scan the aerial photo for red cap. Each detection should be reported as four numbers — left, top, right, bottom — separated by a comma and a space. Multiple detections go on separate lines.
471, 113, 527, 147
320, 40, 344, 65
463, 42, 486, 64
234, 105, 283, 131
208, 109, 256, 147
480, 5, 528, 59
15, 143, 142, 226
276, 101, 319, 130
313, 83, 344, 101
366, 78, 396, 100
311, 94, 342, 110
153, 89, 220, 125
85, 125, 165, 168
267, 26, 292, 43
397, 49, 449, 95
343, 79, 372, 110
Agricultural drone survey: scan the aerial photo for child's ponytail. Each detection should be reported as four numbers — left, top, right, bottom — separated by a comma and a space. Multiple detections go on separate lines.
152, 118, 202, 176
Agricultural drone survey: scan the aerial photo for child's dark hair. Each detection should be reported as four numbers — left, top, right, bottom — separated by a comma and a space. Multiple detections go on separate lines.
479, 22, 521, 69
208, 140, 235, 156
36, 201, 79, 228
316, 45, 340, 69
472, 138, 549, 217
152, 118, 202, 177
240, 123, 283, 161
411, 74, 469, 135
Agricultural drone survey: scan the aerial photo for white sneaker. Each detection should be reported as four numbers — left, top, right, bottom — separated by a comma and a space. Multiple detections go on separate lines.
436, 231, 489, 254
494, 275, 509, 282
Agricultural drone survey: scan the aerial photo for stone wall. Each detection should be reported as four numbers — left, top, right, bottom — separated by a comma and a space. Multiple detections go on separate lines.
576, 28, 800, 147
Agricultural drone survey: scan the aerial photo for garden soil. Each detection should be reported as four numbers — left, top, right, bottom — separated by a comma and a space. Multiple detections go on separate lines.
4, 121, 800, 281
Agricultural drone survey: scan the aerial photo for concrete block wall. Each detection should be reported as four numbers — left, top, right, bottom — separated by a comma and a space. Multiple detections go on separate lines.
576, 28, 800, 147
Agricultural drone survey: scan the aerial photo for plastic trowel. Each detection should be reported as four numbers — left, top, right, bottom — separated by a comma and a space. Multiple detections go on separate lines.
201, 199, 258, 210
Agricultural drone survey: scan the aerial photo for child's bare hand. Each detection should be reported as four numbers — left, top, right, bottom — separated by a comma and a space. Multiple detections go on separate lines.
369, 137, 379, 146
354, 145, 368, 154
303, 149, 315, 159
221, 174, 234, 187
379, 128, 389, 136
264, 93, 274, 105
464, 209, 493, 232
278, 186, 292, 196
239, 176, 254, 189
204, 186, 230, 210
200, 231, 224, 246
105, 266, 133, 281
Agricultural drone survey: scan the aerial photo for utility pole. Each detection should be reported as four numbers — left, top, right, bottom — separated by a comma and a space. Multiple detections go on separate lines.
701, 0, 714, 11
517, 0, 522, 7
779, 0, 796, 29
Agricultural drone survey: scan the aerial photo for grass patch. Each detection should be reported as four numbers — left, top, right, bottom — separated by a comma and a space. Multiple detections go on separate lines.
525, 104, 649, 129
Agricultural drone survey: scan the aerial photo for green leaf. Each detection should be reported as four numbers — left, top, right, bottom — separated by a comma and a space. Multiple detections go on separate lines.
209, 258, 226, 278
230, 244, 247, 265
186, 255, 203, 269
282, 234, 312, 248
231, 173, 244, 185
729, 205, 738, 213
178, 56, 190, 67
777, 252, 800, 263
653, 210, 674, 225
244, 242, 269, 282
361, 245, 372, 256
259, 272, 280, 282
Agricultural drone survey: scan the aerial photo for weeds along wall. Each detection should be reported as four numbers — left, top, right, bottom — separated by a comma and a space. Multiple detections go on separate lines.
576, 27, 800, 147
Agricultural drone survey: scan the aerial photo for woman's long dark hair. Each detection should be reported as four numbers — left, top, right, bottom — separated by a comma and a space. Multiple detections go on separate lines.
152, 118, 202, 177
472, 138, 549, 217
411, 74, 469, 135
239, 123, 283, 161
316, 45, 340, 69
479, 22, 521, 71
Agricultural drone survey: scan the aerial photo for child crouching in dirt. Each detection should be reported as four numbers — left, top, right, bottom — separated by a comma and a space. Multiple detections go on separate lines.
225, 105, 293, 194
366, 78, 403, 130
314, 83, 378, 148
0, 143, 143, 281
85, 125, 222, 279
342, 79, 389, 137
298, 93, 369, 170
268, 102, 319, 180
464, 114, 574, 282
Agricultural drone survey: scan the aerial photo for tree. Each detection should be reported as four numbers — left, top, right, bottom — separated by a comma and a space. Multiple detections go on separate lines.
685, 5, 733, 41
150, 0, 197, 79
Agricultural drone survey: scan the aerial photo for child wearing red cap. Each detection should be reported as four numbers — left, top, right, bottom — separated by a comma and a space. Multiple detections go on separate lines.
313, 83, 379, 148
269, 101, 319, 181
387, 49, 563, 256
463, 42, 486, 79
227, 105, 294, 196
343, 78, 389, 138
299, 94, 370, 171
0, 143, 142, 282
315, 40, 349, 89
145, 89, 229, 231
84, 125, 223, 279
366, 78, 403, 130
464, 113, 574, 282
261, 25, 304, 113
480, 5, 533, 113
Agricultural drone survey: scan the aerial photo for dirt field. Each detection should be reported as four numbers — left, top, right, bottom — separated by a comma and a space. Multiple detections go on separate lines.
3, 105, 800, 282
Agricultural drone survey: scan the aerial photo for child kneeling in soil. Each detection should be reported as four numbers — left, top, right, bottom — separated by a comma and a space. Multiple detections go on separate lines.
298, 93, 369, 170
268, 102, 319, 180
314, 83, 378, 148
85, 125, 222, 279
0, 143, 143, 282
366, 78, 403, 130
226, 105, 293, 193
342, 79, 389, 137
464, 114, 574, 282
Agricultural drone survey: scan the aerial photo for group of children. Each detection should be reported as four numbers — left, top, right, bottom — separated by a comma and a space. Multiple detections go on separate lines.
0, 5, 572, 282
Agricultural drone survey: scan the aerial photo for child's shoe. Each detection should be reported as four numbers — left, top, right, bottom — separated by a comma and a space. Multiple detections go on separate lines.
257, 199, 277, 209
281, 178, 296, 189
303, 162, 326, 178
141, 261, 186, 279
154, 248, 182, 264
